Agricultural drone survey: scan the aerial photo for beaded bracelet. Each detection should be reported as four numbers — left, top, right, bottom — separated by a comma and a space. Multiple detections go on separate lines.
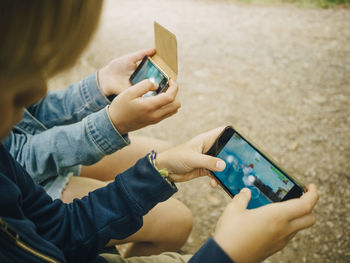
148, 150, 173, 187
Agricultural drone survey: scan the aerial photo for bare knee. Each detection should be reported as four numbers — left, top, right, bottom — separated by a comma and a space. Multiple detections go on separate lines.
109, 199, 193, 256
159, 199, 193, 249
173, 202, 193, 247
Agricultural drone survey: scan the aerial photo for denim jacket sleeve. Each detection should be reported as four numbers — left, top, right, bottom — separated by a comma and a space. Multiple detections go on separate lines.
4, 107, 129, 183
27, 72, 111, 128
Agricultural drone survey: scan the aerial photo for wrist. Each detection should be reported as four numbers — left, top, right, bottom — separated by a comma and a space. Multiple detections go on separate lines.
213, 237, 235, 263
97, 68, 112, 96
155, 152, 170, 174
149, 151, 174, 187
155, 153, 166, 170
107, 106, 128, 135
213, 236, 246, 263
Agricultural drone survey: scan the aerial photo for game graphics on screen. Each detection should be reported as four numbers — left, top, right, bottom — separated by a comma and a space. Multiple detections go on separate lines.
131, 58, 168, 97
214, 133, 295, 209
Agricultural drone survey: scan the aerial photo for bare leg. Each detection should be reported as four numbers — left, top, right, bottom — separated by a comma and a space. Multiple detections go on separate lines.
80, 135, 172, 181
62, 135, 193, 257
61, 176, 106, 202
113, 198, 192, 257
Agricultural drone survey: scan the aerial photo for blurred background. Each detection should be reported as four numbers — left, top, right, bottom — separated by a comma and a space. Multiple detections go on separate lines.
50, 0, 350, 262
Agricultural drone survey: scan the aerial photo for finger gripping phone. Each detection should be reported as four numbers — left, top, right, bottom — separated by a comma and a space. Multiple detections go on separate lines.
207, 126, 305, 209
129, 56, 169, 97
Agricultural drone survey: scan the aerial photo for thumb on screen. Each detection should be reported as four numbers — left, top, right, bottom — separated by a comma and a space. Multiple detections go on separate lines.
231, 188, 251, 210
129, 79, 158, 98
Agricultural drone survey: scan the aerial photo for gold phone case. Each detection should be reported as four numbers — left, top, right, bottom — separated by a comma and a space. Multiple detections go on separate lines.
151, 22, 178, 81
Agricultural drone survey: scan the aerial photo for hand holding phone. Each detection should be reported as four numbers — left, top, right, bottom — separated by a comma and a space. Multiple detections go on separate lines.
207, 126, 305, 209
156, 127, 226, 182
214, 184, 318, 263
156, 126, 318, 263
108, 79, 180, 135
98, 49, 156, 97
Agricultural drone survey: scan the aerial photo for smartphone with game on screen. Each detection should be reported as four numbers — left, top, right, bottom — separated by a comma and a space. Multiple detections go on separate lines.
207, 126, 305, 209
129, 56, 169, 97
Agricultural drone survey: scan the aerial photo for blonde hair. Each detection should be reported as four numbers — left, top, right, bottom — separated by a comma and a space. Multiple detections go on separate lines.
0, 0, 103, 78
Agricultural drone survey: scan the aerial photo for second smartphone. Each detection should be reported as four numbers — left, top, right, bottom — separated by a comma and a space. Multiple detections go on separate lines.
129, 56, 169, 97
207, 126, 305, 209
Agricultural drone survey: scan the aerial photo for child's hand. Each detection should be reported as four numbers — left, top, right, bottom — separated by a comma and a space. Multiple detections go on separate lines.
214, 184, 319, 263
108, 79, 180, 135
156, 127, 227, 182
98, 48, 156, 96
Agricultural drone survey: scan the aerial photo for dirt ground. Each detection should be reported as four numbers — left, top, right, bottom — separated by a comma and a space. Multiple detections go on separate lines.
50, 0, 350, 262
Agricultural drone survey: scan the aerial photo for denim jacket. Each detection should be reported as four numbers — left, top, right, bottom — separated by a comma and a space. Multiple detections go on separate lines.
3, 73, 129, 189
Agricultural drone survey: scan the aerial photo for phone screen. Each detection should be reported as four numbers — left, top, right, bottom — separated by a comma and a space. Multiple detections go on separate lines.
130, 57, 169, 96
212, 129, 301, 209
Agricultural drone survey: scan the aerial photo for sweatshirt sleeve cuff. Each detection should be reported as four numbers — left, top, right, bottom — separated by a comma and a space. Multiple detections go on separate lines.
85, 107, 130, 155
115, 156, 178, 216
189, 238, 234, 263
81, 72, 111, 111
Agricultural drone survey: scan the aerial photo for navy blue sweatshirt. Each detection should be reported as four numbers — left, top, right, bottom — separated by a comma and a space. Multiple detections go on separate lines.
0, 145, 233, 262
